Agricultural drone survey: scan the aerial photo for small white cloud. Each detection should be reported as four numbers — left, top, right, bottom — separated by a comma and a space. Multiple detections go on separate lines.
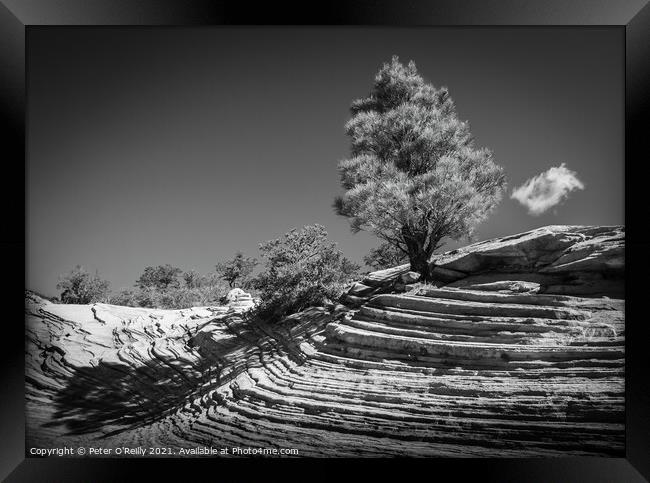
511, 163, 584, 216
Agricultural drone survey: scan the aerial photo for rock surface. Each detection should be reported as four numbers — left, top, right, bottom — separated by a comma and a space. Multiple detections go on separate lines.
25, 226, 624, 457
343, 225, 624, 305
225, 288, 257, 312
435, 225, 624, 297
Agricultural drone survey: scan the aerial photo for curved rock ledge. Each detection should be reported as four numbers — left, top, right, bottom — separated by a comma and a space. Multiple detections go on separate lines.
342, 225, 624, 306
26, 281, 624, 457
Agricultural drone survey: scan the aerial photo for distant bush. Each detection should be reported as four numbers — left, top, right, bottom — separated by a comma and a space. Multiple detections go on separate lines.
363, 243, 409, 271
109, 288, 139, 307
160, 284, 229, 309
110, 269, 230, 309
254, 224, 360, 321
135, 264, 182, 290
63, 227, 358, 313
182, 269, 204, 289
215, 252, 258, 288
26, 290, 59, 303
57, 265, 110, 304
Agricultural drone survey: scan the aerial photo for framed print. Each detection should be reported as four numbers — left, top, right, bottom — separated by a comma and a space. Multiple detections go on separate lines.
1, 0, 649, 481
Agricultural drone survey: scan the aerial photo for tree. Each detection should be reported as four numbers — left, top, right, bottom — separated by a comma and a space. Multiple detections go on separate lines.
255, 224, 359, 320
334, 57, 507, 280
363, 243, 409, 271
182, 269, 205, 289
109, 288, 138, 307
135, 264, 182, 290
57, 265, 110, 304
215, 252, 258, 288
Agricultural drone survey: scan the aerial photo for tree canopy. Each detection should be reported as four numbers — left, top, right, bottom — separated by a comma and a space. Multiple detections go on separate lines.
57, 265, 110, 304
254, 224, 359, 319
215, 252, 258, 288
363, 243, 409, 271
334, 56, 507, 279
135, 264, 182, 290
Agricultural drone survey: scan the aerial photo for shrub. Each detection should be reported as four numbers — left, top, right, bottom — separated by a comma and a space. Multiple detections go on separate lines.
57, 265, 110, 304
215, 253, 258, 288
110, 270, 230, 309
135, 264, 182, 290
254, 224, 360, 320
157, 284, 229, 309
182, 270, 204, 289
109, 288, 138, 307
363, 243, 409, 271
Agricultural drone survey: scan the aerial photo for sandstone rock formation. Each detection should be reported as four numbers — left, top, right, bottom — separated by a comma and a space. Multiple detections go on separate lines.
342, 225, 624, 306
225, 288, 256, 312
25, 226, 624, 457
435, 225, 624, 296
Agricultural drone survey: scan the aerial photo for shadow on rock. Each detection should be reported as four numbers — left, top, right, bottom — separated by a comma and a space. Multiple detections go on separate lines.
43, 357, 219, 436
40, 311, 332, 437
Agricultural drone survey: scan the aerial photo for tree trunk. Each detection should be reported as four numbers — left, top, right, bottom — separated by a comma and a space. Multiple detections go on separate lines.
402, 227, 436, 282
408, 248, 432, 281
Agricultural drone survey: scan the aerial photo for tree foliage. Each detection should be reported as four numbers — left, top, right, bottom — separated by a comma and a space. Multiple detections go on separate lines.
135, 264, 182, 290
182, 269, 205, 289
57, 265, 110, 304
254, 224, 360, 320
111, 268, 229, 309
363, 243, 409, 271
215, 252, 258, 288
334, 56, 507, 279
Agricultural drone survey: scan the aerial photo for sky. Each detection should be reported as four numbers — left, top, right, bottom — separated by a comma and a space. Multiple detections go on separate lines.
27, 27, 624, 296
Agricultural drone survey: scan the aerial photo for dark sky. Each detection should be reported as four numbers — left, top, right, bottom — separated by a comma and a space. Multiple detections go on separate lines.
27, 27, 623, 296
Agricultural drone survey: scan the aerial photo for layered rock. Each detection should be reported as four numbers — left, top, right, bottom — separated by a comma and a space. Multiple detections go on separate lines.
342, 264, 412, 306
342, 225, 624, 305
26, 300, 623, 456
25, 226, 624, 457
435, 225, 623, 297
225, 288, 257, 312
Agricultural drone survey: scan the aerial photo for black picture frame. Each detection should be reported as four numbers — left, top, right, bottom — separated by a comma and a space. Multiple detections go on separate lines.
1, 1, 648, 481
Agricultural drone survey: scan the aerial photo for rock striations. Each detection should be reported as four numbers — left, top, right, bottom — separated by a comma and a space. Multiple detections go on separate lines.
343, 225, 624, 306
25, 226, 625, 457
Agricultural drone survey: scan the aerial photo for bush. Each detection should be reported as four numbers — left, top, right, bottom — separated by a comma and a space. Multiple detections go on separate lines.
182, 270, 204, 289
57, 265, 110, 304
109, 288, 138, 307
254, 224, 360, 320
110, 270, 230, 309
135, 264, 182, 290
158, 284, 229, 309
215, 253, 258, 288
363, 243, 409, 271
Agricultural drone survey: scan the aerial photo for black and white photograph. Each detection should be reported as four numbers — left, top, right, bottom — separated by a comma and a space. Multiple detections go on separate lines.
23, 25, 627, 459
